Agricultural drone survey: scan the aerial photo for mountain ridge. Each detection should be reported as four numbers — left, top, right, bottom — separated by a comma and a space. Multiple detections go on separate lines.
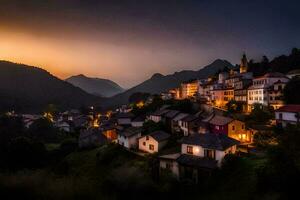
104, 59, 233, 107
0, 60, 102, 112
66, 74, 124, 97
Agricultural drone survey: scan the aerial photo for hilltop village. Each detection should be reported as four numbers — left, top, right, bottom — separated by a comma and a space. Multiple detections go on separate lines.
2, 54, 298, 184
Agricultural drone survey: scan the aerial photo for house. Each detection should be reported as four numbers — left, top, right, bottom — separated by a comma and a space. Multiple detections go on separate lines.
54, 121, 71, 132
176, 134, 239, 182
275, 105, 300, 127
234, 79, 252, 111
177, 80, 199, 99
211, 88, 234, 108
118, 127, 142, 149
207, 115, 233, 135
178, 115, 200, 136
115, 112, 134, 126
268, 80, 288, 110
171, 113, 189, 134
248, 72, 289, 110
100, 122, 118, 141
205, 114, 252, 143
159, 153, 181, 178
148, 109, 170, 123
131, 115, 146, 127
79, 128, 108, 148
163, 110, 180, 131
138, 131, 170, 153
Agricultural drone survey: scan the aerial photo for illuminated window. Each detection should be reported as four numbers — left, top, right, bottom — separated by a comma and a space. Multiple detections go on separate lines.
187, 146, 193, 154
204, 149, 216, 159
149, 144, 154, 150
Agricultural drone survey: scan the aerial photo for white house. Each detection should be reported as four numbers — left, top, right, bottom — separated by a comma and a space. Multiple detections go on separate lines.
275, 105, 300, 127
248, 72, 289, 110
148, 109, 170, 123
178, 133, 239, 167
118, 127, 142, 149
138, 131, 170, 153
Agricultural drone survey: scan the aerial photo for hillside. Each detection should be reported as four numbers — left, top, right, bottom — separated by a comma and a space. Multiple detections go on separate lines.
0, 61, 102, 112
105, 59, 233, 107
66, 74, 124, 97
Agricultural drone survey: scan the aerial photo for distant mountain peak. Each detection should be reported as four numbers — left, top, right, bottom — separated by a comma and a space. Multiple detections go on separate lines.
151, 73, 164, 79
66, 74, 124, 97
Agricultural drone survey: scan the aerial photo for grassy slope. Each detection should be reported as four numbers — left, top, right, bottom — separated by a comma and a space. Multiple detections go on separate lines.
0, 145, 278, 200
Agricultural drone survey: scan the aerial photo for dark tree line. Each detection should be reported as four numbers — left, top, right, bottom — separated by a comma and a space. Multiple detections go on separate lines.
248, 48, 300, 76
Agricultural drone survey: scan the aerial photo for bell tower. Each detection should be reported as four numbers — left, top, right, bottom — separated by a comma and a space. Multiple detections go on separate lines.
240, 53, 248, 73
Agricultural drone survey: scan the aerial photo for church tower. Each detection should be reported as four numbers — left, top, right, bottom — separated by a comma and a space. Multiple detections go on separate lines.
240, 53, 248, 73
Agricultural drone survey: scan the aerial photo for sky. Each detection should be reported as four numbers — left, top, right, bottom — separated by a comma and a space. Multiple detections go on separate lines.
0, 0, 300, 88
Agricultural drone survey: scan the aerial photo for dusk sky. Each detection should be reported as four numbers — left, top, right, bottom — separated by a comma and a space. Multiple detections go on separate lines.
0, 0, 300, 88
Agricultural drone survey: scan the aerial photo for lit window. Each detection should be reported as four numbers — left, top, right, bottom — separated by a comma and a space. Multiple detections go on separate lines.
149, 144, 154, 150
187, 146, 193, 154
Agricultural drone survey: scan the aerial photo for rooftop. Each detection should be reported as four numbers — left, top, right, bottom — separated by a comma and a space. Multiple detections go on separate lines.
275, 105, 300, 113
147, 130, 170, 142
208, 115, 233, 126
176, 154, 218, 169
119, 127, 142, 137
181, 133, 240, 151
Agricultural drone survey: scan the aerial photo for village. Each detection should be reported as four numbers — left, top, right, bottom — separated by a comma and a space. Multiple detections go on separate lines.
6, 54, 299, 184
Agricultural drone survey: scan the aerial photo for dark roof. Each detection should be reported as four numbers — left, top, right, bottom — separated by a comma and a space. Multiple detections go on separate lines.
256, 72, 287, 79
181, 115, 199, 122
275, 105, 300, 113
148, 131, 170, 142
119, 127, 142, 137
181, 133, 240, 151
176, 154, 217, 169
132, 115, 146, 122
164, 110, 180, 119
116, 112, 134, 119
151, 109, 171, 116
208, 115, 233, 126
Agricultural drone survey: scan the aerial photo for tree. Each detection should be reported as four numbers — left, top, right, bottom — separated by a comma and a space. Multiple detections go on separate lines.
6, 136, 47, 169
226, 100, 243, 113
27, 118, 59, 142
283, 76, 300, 104
246, 103, 273, 126
129, 92, 150, 104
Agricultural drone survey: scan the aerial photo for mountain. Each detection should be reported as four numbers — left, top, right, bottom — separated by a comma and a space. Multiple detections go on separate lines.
104, 59, 233, 107
65, 74, 124, 97
0, 61, 102, 112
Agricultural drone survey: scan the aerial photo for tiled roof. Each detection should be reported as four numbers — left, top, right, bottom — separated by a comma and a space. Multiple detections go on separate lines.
164, 110, 180, 119
176, 154, 218, 169
172, 113, 189, 122
149, 131, 170, 142
181, 115, 199, 122
256, 72, 287, 79
151, 109, 171, 116
119, 127, 142, 137
275, 105, 300, 113
181, 133, 240, 151
208, 115, 233, 126
132, 115, 146, 122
